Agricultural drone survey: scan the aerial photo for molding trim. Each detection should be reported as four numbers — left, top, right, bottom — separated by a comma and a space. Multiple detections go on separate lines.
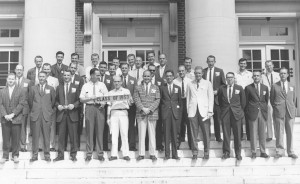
84, 2, 92, 42
237, 12, 300, 18
169, 1, 177, 42
0, 14, 23, 19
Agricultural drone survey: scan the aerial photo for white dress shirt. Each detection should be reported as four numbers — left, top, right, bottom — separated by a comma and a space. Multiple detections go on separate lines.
235, 70, 253, 89
206, 67, 215, 82
227, 84, 234, 102
80, 81, 108, 104
173, 76, 191, 98
185, 69, 195, 81
281, 81, 288, 93
129, 67, 144, 85
107, 87, 131, 110
8, 85, 15, 99
144, 82, 151, 94
159, 65, 166, 78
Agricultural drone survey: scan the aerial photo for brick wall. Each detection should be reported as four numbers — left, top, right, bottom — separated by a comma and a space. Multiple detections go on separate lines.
75, 0, 84, 65
177, 0, 186, 65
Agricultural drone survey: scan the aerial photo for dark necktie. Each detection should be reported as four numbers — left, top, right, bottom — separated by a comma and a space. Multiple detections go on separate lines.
181, 78, 185, 98
197, 82, 199, 89
65, 83, 69, 105
40, 85, 44, 96
146, 84, 149, 96
229, 86, 232, 100
283, 82, 287, 94
137, 69, 139, 81
123, 76, 127, 87
209, 68, 212, 82
100, 75, 104, 82
169, 85, 172, 95
256, 84, 259, 96
271, 73, 274, 85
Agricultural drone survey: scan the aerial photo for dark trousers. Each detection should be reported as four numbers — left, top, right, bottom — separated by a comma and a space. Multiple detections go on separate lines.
31, 113, 51, 158
128, 105, 137, 149
163, 111, 178, 157
156, 109, 164, 149
213, 104, 222, 140
20, 114, 28, 149
57, 113, 78, 157
241, 116, 250, 140
222, 110, 242, 157
1, 121, 21, 159
85, 105, 105, 157
179, 99, 192, 148
189, 109, 210, 155
77, 106, 84, 149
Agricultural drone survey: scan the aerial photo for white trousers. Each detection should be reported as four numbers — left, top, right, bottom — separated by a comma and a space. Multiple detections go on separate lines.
138, 116, 157, 156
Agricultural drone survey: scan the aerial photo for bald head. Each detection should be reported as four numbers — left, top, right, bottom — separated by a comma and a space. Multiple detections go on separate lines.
15, 64, 24, 78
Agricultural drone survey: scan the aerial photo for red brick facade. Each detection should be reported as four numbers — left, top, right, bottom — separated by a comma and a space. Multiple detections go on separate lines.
177, 0, 186, 66
75, 0, 84, 65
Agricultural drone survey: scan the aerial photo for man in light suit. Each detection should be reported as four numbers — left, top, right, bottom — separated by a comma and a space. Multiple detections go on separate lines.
218, 72, 246, 161
245, 71, 269, 159
29, 71, 56, 162
27, 55, 43, 86
54, 69, 80, 162
51, 51, 68, 84
270, 67, 298, 159
129, 56, 144, 85
133, 70, 160, 161
261, 60, 281, 141
160, 70, 182, 160
186, 66, 214, 160
202, 55, 226, 142
0, 73, 26, 164
15, 65, 31, 152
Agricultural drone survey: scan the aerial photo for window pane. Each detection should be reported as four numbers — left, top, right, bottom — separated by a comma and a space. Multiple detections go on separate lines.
241, 27, 251, 36
0, 29, 9, 37
0, 52, 9, 63
270, 27, 288, 36
118, 51, 127, 63
10, 29, 19, 37
108, 51, 117, 62
0, 64, 8, 74
252, 50, 261, 60
10, 63, 18, 72
10, 51, 19, 63
136, 50, 145, 61
253, 62, 262, 69
242, 50, 251, 60
251, 27, 261, 36
271, 50, 279, 60
0, 76, 6, 87
107, 28, 127, 37
246, 62, 252, 70
273, 61, 280, 69
280, 50, 289, 60
135, 28, 155, 37
281, 61, 289, 69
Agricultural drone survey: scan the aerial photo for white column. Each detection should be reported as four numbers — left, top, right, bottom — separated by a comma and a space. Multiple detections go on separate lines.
23, 0, 75, 74
185, 0, 238, 73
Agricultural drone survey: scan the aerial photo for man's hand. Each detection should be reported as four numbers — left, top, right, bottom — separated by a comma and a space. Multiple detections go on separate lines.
207, 112, 213, 118
213, 90, 217, 95
58, 105, 64, 111
142, 108, 150, 115
68, 104, 75, 110
4, 115, 10, 121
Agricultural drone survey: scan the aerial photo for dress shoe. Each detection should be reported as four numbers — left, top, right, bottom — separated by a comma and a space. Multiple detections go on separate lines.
136, 155, 144, 161
266, 138, 272, 142
164, 156, 170, 160
274, 153, 282, 159
53, 156, 64, 162
44, 157, 51, 162
12, 156, 19, 163
157, 148, 164, 152
150, 155, 157, 161
172, 156, 180, 160
216, 138, 223, 142
203, 154, 209, 160
260, 153, 270, 158
70, 156, 77, 162
251, 153, 256, 159
103, 148, 111, 151
30, 157, 38, 162
109, 156, 117, 161
192, 155, 198, 160
38, 148, 43, 152
288, 154, 298, 159
123, 156, 130, 161
129, 148, 138, 151
236, 155, 242, 161
20, 148, 27, 152
50, 148, 56, 152
221, 153, 230, 159
98, 156, 105, 161
0, 158, 9, 164
85, 156, 92, 162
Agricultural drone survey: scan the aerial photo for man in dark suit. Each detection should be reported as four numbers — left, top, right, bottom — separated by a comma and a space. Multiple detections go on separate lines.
160, 70, 182, 160
245, 71, 269, 159
270, 67, 298, 159
51, 51, 68, 84
218, 72, 246, 161
0, 73, 26, 164
202, 55, 226, 142
15, 65, 31, 152
148, 64, 165, 151
29, 71, 56, 162
54, 70, 80, 162
27, 55, 43, 86
156, 53, 169, 81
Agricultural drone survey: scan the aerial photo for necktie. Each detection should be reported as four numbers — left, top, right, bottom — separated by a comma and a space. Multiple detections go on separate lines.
256, 84, 259, 96
40, 85, 44, 96
131, 66, 133, 71
93, 83, 96, 96
137, 69, 139, 81
17, 78, 20, 87
65, 83, 69, 105
181, 78, 185, 98
209, 68, 212, 82
146, 84, 149, 96
123, 76, 127, 87
100, 75, 104, 82
271, 73, 274, 85
197, 82, 199, 89
283, 82, 287, 94
229, 86, 232, 100
169, 85, 172, 95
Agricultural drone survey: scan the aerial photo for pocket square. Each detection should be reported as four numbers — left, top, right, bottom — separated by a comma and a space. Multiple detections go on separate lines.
71, 88, 76, 93
45, 89, 50, 94
75, 81, 79, 85
23, 83, 28, 87
235, 90, 240, 94
174, 88, 178, 93
215, 72, 220, 76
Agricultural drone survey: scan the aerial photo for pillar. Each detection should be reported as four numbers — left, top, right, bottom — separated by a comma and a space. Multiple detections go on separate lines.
23, 0, 75, 74
185, 0, 238, 73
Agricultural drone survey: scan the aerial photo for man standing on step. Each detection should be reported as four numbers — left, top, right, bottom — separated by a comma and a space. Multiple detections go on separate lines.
202, 55, 226, 142
186, 66, 214, 160
218, 72, 246, 161
51, 51, 68, 84
245, 71, 270, 159
0, 73, 26, 164
134, 70, 160, 161
270, 67, 298, 159
54, 69, 80, 162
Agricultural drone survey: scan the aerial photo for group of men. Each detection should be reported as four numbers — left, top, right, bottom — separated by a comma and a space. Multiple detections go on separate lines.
0, 51, 297, 164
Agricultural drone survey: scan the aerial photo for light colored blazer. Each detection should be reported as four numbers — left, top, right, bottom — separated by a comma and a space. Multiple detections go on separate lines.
186, 79, 214, 118
261, 71, 280, 90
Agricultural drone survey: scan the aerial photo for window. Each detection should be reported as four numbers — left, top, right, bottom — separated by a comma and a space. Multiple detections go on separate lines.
136, 50, 156, 65
242, 49, 262, 72
135, 28, 155, 37
269, 27, 288, 36
0, 51, 19, 87
0, 29, 20, 37
107, 28, 127, 37
107, 50, 127, 63
270, 49, 289, 72
241, 26, 261, 36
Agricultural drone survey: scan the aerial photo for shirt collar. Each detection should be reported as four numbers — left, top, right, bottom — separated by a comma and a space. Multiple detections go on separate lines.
9, 85, 15, 90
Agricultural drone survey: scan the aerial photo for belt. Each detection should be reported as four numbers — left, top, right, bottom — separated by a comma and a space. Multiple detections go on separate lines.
112, 109, 128, 111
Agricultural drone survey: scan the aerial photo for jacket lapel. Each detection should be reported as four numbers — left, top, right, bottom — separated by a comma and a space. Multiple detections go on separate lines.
278, 82, 287, 97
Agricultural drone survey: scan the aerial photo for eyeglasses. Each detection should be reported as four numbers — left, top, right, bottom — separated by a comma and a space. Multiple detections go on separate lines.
149, 70, 156, 72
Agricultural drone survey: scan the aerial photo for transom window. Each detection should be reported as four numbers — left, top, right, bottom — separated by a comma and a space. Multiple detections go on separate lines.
0, 51, 19, 87
0, 29, 20, 38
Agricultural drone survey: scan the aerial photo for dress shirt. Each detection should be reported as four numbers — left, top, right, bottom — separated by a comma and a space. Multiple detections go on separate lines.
80, 81, 108, 104
8, 85, 15, 99
159, 65, 166, 78
75, 64, 85, 77
206, 67, 215, 82
173, 76, 191, 98
107, 87, 131, 110
122, 75, 128, 85
143, 62, 160, 70
144, 82, 151, 95
16, 76, 23, 87
116, 68, 122, 76
167, 83, 173, 94
281, 81, 288, 93
227, 84, 233, 102
129, 65, 136, 71
35, 67, 41, 84
235, 70, 253, 89
129, 67, 144, 85
46, 76, 59, 90
185, 69, 195, 81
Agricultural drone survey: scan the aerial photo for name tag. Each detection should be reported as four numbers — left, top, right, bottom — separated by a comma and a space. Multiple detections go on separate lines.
290, 87, 294, 91
72, 88, 76, 93
106, 79, 110, 84
235, 90, 240, 94
157, 81, 161, 86
263, 91, 266, 95
61, 71, 64, 74
177, 105, 180, 108
174, 88, 178, 93
130, 80, 134, 85
45, 89, 50, 94
215, 72, 220, 76
151, 89, 156, 93
75, 81, 79, 85
23, 83, 28, 87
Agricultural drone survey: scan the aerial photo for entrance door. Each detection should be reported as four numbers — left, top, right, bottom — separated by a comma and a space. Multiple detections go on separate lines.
239, 46, 266, 72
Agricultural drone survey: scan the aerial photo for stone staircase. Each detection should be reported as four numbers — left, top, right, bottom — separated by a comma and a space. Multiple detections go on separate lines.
0, 118, 300, 184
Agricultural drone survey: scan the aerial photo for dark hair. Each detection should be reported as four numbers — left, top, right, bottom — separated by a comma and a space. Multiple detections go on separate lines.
184, 57, 192, 62
148, 63, 156, 70
108, 64, 116, 69
90, 68, 99, 76
91, 53, 99, 58
63, 69, 72, 74
207, 55, 216, 61
165, 69, 174, 76
147, 52, 155, 56
34, 55, 43, 61
71, 53, 79, 58
239, 58, 247, 64
127, 54, 135, 58
279, 67, 288, 73
99, 61, 107, 66
226, 72, 235, 77
69, 62, 78, 67
56, 51, 64, 57
120, 63, 129, 68
113, 57, 120, 61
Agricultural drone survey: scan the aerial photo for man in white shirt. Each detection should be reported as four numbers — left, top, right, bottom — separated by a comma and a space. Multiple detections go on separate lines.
261, 60, 280, 141
71, 53, 85, 77
143, 52, 160, 70
112, 57, 122, 76
173, 65, 192, 149
127, 54, 136, 71
85, 53, 102, 82
129, 56, 144, 85
184, 57, 195, 81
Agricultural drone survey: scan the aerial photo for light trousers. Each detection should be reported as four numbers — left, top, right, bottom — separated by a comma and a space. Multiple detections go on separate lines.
138, 116, 156, 156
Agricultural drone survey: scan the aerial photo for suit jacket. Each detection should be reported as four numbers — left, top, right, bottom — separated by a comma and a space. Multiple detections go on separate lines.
71, 74, 84, 92
29, 84, 56, 122
218, 84, 246, 121
55, 83, 80, 122
261, 71, 280, 91
133, 82, 160, 121
121, 75, 137, 96
156, 65, 169, 80
203, 67, 226, 105
99, 74, 113, 91
27, 67, 39, 86
270, 81, 296, 119
186, 79, 214, 118
153, 75, 165, 88
160, 84, 182, 120
245, 83, 269, 121
51, 63, 68, 84
0, 86, 26, 124
17, 77, 32, 115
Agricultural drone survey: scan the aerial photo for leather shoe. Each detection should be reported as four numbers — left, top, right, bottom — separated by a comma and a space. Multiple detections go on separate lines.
129, 148, 138, 151
123, 156, 130, 161
136, 155, 144, 161
109, 156, 117, 161
164, 156, 170, 160
222, 153, 230, 159
70, 156, 77, 162
192, 155, 198, 160
98, 156, 105, 161
20, 148, 27, 152
38, 148, 43, 152
85, 156, 92, 162
30, 157, 38, 162
157, 148, 164, 152
274, 153, 282, 159
216, 138, 223, 142
288, 154, 298, 159
203, 154, 209, 160
266, 138, 272, 142
251, 153, 256, 159
236, 155, 242, 161
150, 155, 157, 161
13, 156, 19, 163
53, 156, 64, 162
260, 153, 270, 158
0, 158, 9, 164
172, 156, 180, 160
44, 157, 51, 162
